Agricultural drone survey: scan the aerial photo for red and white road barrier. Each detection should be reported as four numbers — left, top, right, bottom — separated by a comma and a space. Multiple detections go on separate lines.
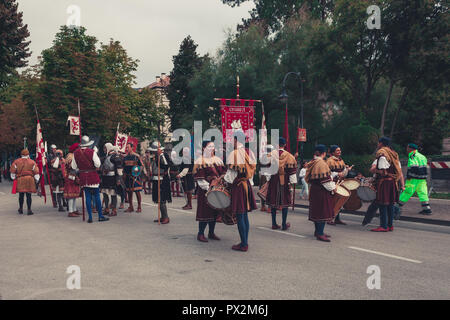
430, 162, 450, 169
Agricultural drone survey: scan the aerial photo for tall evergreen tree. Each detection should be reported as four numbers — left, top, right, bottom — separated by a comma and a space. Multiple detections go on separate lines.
0, 0, 31, 89
166, 36, 202, 130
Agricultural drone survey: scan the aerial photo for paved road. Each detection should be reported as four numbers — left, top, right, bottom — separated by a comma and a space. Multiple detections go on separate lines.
0, 183, 449, 300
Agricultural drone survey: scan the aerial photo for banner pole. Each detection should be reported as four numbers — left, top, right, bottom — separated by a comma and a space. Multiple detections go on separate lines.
78, 99, 85, 222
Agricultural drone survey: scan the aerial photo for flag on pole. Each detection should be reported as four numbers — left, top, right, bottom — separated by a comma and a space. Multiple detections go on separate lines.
115, 132, 129, 153
260, 102, 267, 154
283, 105, 291, 152
67, 116, 81, 135
36, 120, 47, 202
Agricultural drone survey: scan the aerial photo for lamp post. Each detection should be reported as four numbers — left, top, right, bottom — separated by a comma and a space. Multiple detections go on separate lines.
279, 72, 305, 166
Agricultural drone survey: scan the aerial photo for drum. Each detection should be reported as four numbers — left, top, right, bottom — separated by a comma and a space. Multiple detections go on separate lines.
332, 185, 351, 216
257, 181, 269, 201
343, 189, 362, 211
341, 178, 361, 191
357, 177, 376, 202
206, 178, 231, 210
220, 207, 237, 225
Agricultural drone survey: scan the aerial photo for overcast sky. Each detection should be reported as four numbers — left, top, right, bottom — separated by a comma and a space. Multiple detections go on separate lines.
18, 0, 254, 88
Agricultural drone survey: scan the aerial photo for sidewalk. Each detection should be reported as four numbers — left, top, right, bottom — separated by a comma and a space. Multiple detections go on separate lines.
254, 186, 450, 227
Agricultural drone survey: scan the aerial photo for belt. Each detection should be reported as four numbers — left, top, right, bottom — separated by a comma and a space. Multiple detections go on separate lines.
18, 171, 33, 177
80, 169, 97, 173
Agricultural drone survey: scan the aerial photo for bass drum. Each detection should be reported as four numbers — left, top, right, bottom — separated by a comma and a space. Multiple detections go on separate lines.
343, 189, 362, 211
341, 178, 360, 191
357, 178, 376, 202
332, 185, 351, 216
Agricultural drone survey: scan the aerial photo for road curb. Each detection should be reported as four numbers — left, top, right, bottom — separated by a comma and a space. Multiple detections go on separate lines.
256, 200, 450, 227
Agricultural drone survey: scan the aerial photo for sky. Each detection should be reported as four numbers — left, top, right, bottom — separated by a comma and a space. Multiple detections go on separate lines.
18, 0, 254, 88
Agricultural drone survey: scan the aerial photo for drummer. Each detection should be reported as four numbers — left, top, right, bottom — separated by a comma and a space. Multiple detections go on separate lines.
326, 145, 353, 225
305, 144, 336, 242
193, 141, 226, 242
266, 137, 297, 230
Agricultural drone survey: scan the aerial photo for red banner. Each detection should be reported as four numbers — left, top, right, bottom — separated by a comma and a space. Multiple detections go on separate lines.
297, 128, 307, 142
220, 100, 255, 142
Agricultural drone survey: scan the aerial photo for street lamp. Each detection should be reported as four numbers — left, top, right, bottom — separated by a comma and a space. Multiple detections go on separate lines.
279, 72, 305, 166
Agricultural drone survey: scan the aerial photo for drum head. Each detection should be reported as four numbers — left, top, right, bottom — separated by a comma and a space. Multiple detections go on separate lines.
342, 179, 360, 191
335, 185, 350, 197
357, 186, 376, 202
207, 190, 231, 210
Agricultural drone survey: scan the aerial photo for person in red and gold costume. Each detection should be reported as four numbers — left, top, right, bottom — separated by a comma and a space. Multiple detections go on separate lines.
193, 141, 226, 242
370, 137, 404, 232
326, 145, 353, 225
10, 149, 40, 215
72, 136, 109, 223
64, 143, 81, 218
266, 137, 297, 230
305, 144, 337, 242
224, 131, 257, 252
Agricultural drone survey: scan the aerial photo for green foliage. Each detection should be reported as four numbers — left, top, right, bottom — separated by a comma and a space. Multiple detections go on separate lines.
1, 25, 155, 151
167, 36, 203, 131
344, 125, 380, 155
0, 0, 30, 89
129, 88, 164, 141
341, 154, 374, 177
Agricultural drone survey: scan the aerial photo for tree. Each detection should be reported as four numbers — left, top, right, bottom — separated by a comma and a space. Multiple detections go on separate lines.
129, 88, 165, 141
0, 0, 31, 89
222, 0, 335, 32
166, 36, 202, 130
0, 96, 32, 152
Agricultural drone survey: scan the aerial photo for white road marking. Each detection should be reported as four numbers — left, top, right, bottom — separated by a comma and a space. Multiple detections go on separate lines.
348, 246, 422, 264
257, 227, 306, 238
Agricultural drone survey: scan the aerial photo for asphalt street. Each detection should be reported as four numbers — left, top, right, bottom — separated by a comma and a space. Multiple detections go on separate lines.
0, 183, 449, 300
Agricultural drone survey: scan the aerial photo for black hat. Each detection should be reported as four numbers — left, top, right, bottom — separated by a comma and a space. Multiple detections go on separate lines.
330, 145, 340, 153
379, 136, 391, 146
315, 144, 327, 153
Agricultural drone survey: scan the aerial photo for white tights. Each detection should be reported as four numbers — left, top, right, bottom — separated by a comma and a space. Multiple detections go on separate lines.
67, 198, 77, 213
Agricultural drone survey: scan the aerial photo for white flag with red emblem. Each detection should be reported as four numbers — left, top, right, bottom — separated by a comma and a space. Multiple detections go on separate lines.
115, 132, 129, 153
260, 103, 267, 154
67, 116, 80, 135
36, 120, 47, 202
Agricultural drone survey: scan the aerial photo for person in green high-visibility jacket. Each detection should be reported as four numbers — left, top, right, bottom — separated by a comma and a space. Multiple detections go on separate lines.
397, 143, 432, 215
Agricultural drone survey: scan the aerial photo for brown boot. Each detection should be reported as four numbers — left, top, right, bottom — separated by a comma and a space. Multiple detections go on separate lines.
104, 208, 110, 215
136, 207, 142, 213
125, 207, 134, 213
110, 208, 117, 216
68, 212, 78, 218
